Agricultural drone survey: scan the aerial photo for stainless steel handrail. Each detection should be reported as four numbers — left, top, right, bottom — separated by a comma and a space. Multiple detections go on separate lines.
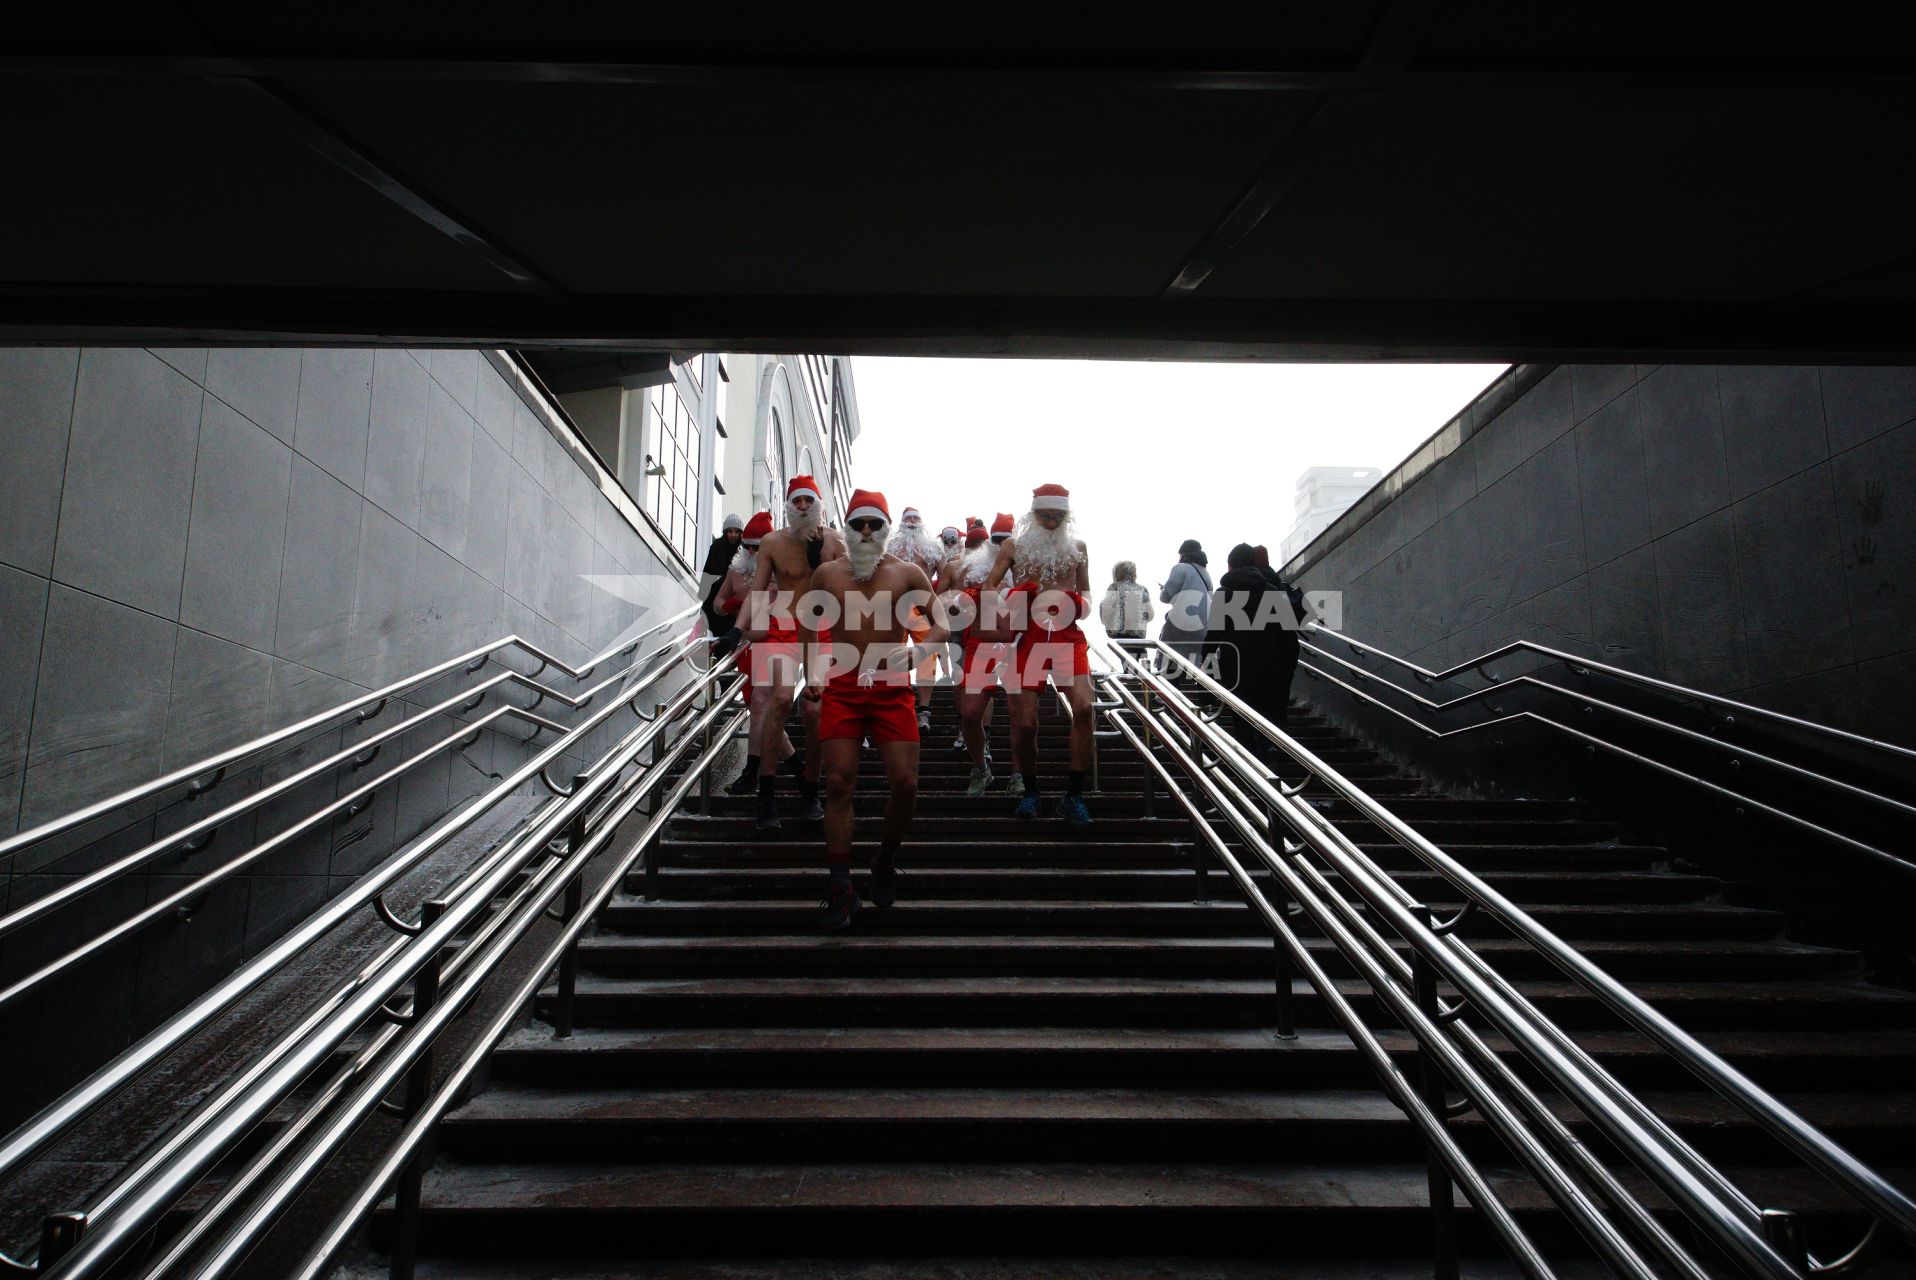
1304, 638, 1916, 818
254, 696, 745, 1280
1318, 627, 1916, 763
1293, 635, 1916, 879
0, 602, 700, 871
0, 634, 696, 1018
36, 667, 737, 1280
0, 625, 719, 1272
1125, 637, 1916, 1273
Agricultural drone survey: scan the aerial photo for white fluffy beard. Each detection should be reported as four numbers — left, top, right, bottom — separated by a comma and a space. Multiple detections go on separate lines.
887, 523, 942, 569
961, 544, 997, 587
847, 524, 888, 581
730, 545, 757, 578
1013, 513, 1083, 581
785, 500, 822, 538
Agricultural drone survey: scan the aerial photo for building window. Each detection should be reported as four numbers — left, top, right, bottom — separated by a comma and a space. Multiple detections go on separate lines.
636, 382, 704, 566
829, 360, 855, 517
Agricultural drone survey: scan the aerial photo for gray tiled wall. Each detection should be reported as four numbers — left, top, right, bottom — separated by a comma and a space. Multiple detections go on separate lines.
0, 347, 694, 1041
1293, 364, 1916, 743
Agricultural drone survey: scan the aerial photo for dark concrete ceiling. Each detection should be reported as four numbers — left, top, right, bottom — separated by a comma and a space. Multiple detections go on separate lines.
4, 3, 1914, 359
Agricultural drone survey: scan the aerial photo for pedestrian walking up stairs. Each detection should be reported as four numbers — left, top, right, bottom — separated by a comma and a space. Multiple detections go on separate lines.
7, 627, 1916, 1280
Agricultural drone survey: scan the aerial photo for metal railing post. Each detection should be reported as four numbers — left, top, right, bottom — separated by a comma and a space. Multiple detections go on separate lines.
38, 1211, 87, 1271
552, 781, 590, 1041
1272, 937, 1296, 1040
697, 670, 715, 813
389, 897, 447, 1280
1410, 905, 1460, 1280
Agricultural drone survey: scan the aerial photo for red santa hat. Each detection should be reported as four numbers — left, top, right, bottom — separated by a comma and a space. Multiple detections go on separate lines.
741, 510, 773, 545
901, 506, 922, 523
786, 475, 821, 505
990, 512, 1015, 540
966, 515, 983, 531
1031, 482, 1070, 512
845, 488, 891, 525
965, 524, 988, 547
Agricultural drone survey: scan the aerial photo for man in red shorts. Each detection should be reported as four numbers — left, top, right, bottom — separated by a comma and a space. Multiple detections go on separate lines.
805, 489, 946, 928
947, 519, 1014, 796
739, 475, 845, 830
984, 483, 1096, 828
716, 511, 798, 796
887, 505, 947, 735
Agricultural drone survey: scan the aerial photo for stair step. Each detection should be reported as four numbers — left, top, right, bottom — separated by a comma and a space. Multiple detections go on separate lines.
540, 975, 1916, 1031
598, 897, 1783, 940
489, 1025, 1916, 1091
642, 866, 1723, 905
664, 817, 1623, 846
652, 844, 1664, 874
571, 934, 1852, 981
437, 1083, 1916, 1163
389, 1158, 1906, 1257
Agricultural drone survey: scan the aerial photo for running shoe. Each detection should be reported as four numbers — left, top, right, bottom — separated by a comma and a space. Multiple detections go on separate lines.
724, 772, 758, 797
820, 879, 859, 930
799, 793, 825, 824
1005, 772, 1026, 797
966, 764, 994, 796
1012, 793, 1041, 821
1058, 794, 1094, 829
918, 710, 933, 735
754, 793, 781, 831
950, 734, 968, 756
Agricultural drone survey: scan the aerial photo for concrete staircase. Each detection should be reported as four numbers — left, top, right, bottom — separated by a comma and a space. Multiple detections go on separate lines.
372, 699, 1916, 1276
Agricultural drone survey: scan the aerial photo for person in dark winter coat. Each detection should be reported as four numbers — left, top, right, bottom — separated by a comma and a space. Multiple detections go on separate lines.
1203, 543, 1303, 760
699, 513, 747, 634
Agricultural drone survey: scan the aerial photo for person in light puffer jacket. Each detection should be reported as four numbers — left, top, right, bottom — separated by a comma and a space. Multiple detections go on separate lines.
1098, 560, 1153, 639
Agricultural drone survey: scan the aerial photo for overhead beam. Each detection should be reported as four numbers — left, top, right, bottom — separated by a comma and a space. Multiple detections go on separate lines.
1162, 0, 1441, 297
3, 54, 1911, 91
142, 12, 564, 295
3, 288, 1914, 362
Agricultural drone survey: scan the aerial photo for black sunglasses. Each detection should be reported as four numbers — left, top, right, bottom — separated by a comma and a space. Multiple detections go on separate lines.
848, 517, 887, 534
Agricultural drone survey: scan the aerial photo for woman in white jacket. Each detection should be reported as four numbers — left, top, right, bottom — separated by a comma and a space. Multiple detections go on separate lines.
1098, 561, 1153, 639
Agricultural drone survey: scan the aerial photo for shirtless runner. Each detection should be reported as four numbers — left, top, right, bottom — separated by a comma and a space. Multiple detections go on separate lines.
738, 475, 846, 830
804, 489, 947, 929
935, 518, 982, 755
983, 483, 1095, 828
947, 516, 1017, 796
887, 506, 948, 734
715, 511, 798, 796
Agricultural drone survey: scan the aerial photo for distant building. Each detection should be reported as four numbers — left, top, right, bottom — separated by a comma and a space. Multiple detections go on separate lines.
1280, 465, 1382, 563
544, 352, 860, 569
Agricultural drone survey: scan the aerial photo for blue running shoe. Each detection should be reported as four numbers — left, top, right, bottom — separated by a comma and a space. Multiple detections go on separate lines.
1012, 793, 1041, 821
1058, 794, 1094, 829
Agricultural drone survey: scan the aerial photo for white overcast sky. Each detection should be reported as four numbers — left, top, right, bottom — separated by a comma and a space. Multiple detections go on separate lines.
849, 358, 1507, 589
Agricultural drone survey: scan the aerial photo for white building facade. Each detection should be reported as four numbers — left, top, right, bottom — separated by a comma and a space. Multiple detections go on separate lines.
1280, 465, 1381, 564
552, 353, 861, 578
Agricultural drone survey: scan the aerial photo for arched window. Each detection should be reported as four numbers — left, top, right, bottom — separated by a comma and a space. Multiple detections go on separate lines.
768, 406, 787, 509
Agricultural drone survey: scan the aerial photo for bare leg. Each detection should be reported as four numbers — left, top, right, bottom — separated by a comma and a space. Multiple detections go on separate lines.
821, 737, 860, 866
876, 738, 921, 849
1065, 676, 1095, 772
959, 688, 990, 765
1009, 690, 1040, 784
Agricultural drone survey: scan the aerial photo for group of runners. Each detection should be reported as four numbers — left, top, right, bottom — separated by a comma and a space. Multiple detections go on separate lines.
709, 477, 1096, 928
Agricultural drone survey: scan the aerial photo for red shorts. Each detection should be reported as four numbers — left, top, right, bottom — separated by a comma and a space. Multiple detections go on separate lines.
750, 623, 831, 686
1009, 624, 1089, 690
819, 674, 920, 744
960, 634, 1011, 692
